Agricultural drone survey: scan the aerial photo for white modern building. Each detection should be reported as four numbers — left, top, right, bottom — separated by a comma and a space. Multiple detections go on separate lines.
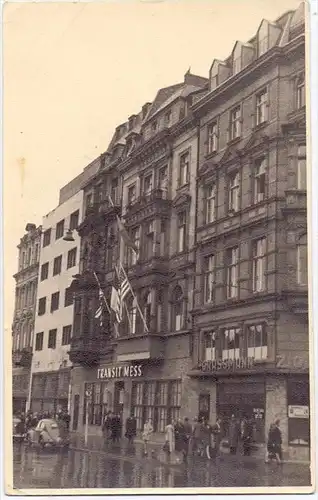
28, 160, 99, 413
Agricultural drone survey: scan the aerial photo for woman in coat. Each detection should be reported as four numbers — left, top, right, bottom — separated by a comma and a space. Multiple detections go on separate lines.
265, 419, 282, 463
125, 415, 137, 445
228, 415, 240, 455
164, 421, 175, 454
142, 419, 153, 455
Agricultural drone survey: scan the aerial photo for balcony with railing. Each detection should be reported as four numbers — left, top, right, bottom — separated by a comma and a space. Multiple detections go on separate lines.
69, 335, 113, 366
12, 346, 33, 368
125, 188, 172, 224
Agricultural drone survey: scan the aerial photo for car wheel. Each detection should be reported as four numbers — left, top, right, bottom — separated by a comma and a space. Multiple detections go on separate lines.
38, 436, 45, 449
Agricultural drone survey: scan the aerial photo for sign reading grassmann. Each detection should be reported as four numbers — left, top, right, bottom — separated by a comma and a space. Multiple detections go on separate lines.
198, 357, 255, 372
97, 365, 143, 379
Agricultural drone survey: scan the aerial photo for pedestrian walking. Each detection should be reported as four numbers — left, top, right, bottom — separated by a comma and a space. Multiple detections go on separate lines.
191, 417, 201, 456
183, 417, 192, 458
228, 415, 240, 455
102, 411, 112, 442
164, 421, 175, 454
241, 416, 253, 456
211, 417, 222, 455
265, 419, 283, 463
125, 414, 137, 445
142, 419, 153, 455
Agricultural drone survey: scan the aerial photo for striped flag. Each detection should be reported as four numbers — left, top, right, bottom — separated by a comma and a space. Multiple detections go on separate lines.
94, 286, 104, 327
110, 264, 132, 323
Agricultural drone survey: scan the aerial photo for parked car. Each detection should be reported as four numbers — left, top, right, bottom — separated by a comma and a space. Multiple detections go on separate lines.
13, 417, 26, 442
26, 418, 70, 449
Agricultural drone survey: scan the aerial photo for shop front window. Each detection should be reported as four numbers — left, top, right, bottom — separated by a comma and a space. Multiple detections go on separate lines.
222, 328, 240, 360
287, 379, 310, 446
83, 382, 110, 426
131, 380, 181, 433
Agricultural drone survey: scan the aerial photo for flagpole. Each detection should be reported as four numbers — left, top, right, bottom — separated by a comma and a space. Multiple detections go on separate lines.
119, 261, 149, 333
93, 271, 119, 338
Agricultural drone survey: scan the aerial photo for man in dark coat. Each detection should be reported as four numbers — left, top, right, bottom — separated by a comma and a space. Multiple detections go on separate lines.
183, 417, 192, 458
265, 419, 282, 463
228, 415, 240, 454
125, 415, 137, 445
241, 417, 253, 456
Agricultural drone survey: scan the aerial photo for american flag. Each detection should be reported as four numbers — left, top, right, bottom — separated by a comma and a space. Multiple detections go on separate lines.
94, 287, 104, 326
110, 264, 131, 323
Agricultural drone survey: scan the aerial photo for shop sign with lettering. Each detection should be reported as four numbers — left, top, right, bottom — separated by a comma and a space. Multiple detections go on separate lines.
288, 405, 309, 419
97, 365, 142, 380
198, 357, 255, 373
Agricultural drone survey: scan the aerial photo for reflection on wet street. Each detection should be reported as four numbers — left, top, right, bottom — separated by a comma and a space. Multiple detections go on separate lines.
13, 443, 311, 490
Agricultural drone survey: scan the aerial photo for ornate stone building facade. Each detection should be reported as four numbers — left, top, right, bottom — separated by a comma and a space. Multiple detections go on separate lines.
12, 223, 41, 414
67, 4, 308, 461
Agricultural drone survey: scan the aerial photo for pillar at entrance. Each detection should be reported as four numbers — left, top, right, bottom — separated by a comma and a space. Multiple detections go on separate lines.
265, 376, 288, 448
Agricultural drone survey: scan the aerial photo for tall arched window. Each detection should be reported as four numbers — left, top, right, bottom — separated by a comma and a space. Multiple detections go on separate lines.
143, 291, 152, 330
297, 233, 307, 286
156, 289, 164, 333
171, 286, 184, 332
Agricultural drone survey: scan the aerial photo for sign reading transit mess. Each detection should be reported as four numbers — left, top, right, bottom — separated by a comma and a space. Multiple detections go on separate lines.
97, 365, 142, 379
198, 357, 255, 373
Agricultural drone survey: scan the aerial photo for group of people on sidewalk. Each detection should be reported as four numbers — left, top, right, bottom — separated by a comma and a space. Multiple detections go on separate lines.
100, 411, 283, 464
14, 409, 71, 435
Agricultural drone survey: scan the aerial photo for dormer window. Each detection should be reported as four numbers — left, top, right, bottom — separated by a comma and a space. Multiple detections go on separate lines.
164, 110, 171, 127
232, 43, 242, 75
128, 116, 135, 130
258, 21, 269, 56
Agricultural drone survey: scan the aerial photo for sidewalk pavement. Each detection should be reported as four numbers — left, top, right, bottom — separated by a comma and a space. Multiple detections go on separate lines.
70, 433, 310, 466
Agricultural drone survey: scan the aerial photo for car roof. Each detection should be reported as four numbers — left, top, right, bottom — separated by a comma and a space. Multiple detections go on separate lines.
38, 418, 57, 425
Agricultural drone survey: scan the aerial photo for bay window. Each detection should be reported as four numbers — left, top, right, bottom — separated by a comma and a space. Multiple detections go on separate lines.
222, 328, 240, 360
247, 324, 268, 360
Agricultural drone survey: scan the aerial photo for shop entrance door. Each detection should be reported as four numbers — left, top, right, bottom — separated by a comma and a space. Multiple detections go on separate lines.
72, 394, 80, 431
198, 393, 210, 422
114, 381, 125, 416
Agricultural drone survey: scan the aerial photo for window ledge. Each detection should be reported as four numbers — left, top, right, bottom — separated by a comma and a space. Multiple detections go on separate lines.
204, 150, 218, 160
227, 136, 241, 146
252, 121, 268, 132
176, 182, 190, 192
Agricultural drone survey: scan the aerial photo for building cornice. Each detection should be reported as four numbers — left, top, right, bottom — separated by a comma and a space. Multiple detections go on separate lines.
192, 34, 305, 116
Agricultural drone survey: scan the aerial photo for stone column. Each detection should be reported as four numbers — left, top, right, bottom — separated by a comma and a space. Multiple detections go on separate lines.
265, 376, 288, 448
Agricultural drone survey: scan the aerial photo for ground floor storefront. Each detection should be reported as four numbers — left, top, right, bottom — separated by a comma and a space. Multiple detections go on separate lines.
28, 368, 71, 414
13, 368, 30, 415
186, 372, 310, 461
69, 360, 310, 461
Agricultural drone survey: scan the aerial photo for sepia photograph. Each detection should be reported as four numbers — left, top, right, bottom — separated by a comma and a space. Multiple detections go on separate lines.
3, 0, 313, 494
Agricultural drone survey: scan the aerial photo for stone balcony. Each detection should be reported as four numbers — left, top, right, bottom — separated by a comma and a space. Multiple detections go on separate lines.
124, 188, 172, 225
12, 347, 33, 368
69, 335, 113, 366
116, 333, 165, 363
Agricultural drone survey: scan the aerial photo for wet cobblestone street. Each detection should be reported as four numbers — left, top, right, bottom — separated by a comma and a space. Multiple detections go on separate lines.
12, 443, 311, 490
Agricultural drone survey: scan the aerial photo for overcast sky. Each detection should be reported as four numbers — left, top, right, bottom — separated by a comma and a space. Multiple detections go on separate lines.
3, 0, 302, 328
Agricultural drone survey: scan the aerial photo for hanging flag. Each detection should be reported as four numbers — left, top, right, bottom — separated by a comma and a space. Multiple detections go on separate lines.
107, 194, 138, 254
117, 217, 139, 254
94, 287, 104, 327
110, 286, 121, 323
